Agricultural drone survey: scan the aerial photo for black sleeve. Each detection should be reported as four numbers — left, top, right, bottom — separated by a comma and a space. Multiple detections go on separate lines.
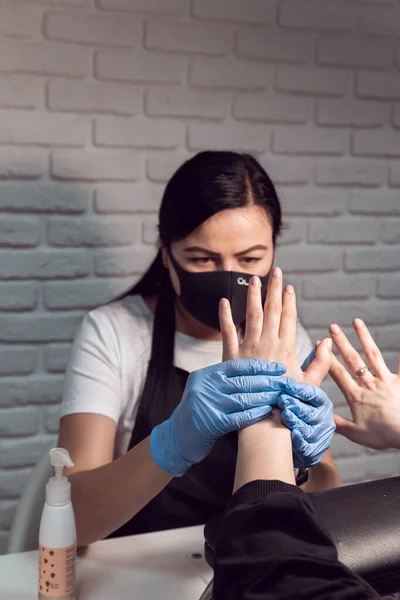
212, 480, 379, 600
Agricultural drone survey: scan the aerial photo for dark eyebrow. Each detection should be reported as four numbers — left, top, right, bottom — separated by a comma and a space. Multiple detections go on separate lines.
183, 245, 268, 257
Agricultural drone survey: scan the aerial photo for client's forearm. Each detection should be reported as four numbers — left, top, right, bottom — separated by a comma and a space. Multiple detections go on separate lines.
233, 410, 295, 493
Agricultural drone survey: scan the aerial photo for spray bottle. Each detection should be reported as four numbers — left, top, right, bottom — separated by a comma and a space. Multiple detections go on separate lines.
38, 448, 76, 600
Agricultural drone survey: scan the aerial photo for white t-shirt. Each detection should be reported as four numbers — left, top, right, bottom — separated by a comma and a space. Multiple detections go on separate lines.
61, 295, 313, 458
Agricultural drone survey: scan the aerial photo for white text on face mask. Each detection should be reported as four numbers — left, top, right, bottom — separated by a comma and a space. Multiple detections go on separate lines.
237, 277, 249, 286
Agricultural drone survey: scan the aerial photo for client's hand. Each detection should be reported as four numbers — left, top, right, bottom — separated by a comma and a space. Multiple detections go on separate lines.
330, 319, 400, 450
150, 359, 288, 477
219, 267, 331, 386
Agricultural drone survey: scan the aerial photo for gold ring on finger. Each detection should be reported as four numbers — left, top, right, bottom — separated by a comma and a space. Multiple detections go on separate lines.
354, 366, 370, 380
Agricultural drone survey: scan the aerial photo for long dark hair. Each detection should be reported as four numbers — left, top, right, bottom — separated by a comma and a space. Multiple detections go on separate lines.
124, 151, 283, 423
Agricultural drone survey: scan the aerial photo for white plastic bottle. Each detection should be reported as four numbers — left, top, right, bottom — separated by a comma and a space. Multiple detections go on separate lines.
38, 448, 76, 600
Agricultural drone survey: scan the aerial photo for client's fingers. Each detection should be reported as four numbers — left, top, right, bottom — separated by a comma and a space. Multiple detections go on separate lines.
261, 266, 283, 342
334, 413, 361, 444
303, 338, 332, 387
219, 299, 238, 361
243, 276, 264, 347
329, 353, 360, 400
353, 318, 391, 378
279, 284, 298, 346
330, 324, 375, 387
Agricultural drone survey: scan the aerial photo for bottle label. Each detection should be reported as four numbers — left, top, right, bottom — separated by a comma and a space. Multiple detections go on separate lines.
38, 543, 76, 599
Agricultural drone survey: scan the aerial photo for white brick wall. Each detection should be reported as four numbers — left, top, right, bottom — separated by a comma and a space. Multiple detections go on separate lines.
0, 0, 400, 554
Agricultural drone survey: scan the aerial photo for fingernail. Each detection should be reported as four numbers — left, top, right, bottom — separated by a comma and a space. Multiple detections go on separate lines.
353, 318, 364, 330
315, 340, 321, 347
272, 267, 281, 278
329, 324, 340, 334
326, 338, 332, 350
221, 298, 229, 308
250, 275, 260, 287
285, 284, 294, 294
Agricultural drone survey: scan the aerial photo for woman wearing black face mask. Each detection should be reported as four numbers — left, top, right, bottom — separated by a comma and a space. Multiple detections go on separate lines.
58, 151, 341, 548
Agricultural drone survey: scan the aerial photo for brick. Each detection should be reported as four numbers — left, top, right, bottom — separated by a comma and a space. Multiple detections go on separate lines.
94, 246, 157, 276
95, 183, 163, 213
188, 122, 269, 153
0, 282, 38, 311
95, 117, 183, 149
233, 93, 309, 124
0, 500, 17, 530
45, 344, 71, 373
0, 437, 55, 468
259, 157, 312, 185
321, 378, 347, 409
0, 75, 42, 109
279, 0, 357, 32
345, 248, 400, 272
378, 275, 400, 298
0, 182, 89, 213
47, 217, 139, 247
299, 300, 400, 328
142, 216, 158, 244
146, 88, 228, 120
317, 37, 390, 70
193, 0, 277, 24
189, 57, 270, 90
275, 246, 342, 274
276, 66, 349, 97
392, 104, 400, 129
316, 160, 384, 187
308, 218, 379, 245
0, 217, 40, 248
48, 81, 141, 116
0, 376, 64, 407
381, 219, 400, 244
0, 250, 89, 279
45, 279, 132, 310
389, 163, 400, 185
278, 218, 307, 245
381, 351, 400, 373
97, 0, 184, 15
375, 326, 400, 350
360, 7, 400, 36
145, 21, 231, 55
0, 2, 42, 38
44, 406, 61, 434
44, 10, 138, 48
146, 152, 192, 182
0, 469, 32, 499
281, 188, 348, 216
349, 190, 400, 215
0, 112, 89, 147
0, 315, 82, 343
316, 99, 388, 128
357, 72, 400, 100
353, 130, 400, 158
0, 408, 39, 437
303, 275, 375, 300
51, 151, 142, 181
236, 30, 313, 63
0, 41, 90, 77
0, 347, 36, 376
0, 149, 47, 180
336, 453, 400, 485
96, 49, 185, 84
272, 127, 348, 156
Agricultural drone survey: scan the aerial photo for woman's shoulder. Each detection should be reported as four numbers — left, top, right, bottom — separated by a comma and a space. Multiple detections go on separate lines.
86, 294, 153, 332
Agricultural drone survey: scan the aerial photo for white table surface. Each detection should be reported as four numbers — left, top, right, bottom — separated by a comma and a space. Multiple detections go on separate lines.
0, 525, 214, 600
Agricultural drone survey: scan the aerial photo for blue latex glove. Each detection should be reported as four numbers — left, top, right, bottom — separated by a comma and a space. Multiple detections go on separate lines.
151, 359, 288, 477
278, 379, 336, 469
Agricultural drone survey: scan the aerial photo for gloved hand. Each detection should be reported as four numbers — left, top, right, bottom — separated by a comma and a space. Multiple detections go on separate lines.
277, 378, 336, 469
151, 359, 288, 477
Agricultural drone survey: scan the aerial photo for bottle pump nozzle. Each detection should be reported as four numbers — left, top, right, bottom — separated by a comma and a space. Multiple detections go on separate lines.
46, 448, 74, 507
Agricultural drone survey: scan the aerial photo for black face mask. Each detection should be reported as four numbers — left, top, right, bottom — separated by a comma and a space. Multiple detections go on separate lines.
169, 251, 270, 331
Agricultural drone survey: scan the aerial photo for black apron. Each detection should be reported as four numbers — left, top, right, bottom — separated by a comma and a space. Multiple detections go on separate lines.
109, 365, 238, 538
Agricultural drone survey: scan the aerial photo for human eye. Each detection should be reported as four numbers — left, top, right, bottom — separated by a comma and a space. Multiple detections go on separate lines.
190, 257, 216, 264
241, 257, 261, 265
